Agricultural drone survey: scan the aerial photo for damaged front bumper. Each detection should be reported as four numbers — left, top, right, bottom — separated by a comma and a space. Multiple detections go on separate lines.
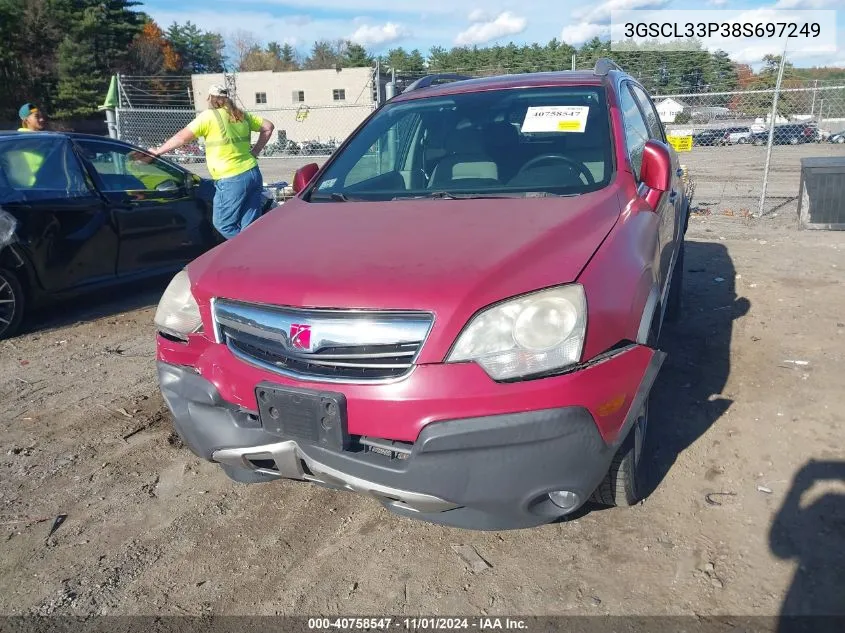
157, 344, 665, 530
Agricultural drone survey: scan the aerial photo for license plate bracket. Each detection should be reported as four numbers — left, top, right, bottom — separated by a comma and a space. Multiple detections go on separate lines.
255, 382, 349, 451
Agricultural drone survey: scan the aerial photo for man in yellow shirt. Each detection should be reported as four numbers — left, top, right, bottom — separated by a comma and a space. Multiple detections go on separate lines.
148, 85, 275, 239
18, 103, 46, 132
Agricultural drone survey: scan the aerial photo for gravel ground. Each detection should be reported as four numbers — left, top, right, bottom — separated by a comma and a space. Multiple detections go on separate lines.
1, 204, 843, 620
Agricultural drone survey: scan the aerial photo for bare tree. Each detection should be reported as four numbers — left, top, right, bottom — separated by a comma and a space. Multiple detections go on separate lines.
230, 29, 260, 71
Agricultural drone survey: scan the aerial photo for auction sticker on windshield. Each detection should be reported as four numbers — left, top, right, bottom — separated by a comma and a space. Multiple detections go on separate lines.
521, 106, 589, 133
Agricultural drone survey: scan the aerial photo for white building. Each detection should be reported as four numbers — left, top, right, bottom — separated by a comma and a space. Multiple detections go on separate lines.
190, 67, 378, 145
654, 97, 688, 123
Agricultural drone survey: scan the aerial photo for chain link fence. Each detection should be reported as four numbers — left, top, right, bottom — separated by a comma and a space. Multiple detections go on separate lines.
570, 53, 845, 217
646, 84, 845, 217
116, 103, 377, 184
115, 74, 377, 184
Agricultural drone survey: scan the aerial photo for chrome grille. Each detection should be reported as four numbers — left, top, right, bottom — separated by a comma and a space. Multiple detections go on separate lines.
213, 299, 433, 383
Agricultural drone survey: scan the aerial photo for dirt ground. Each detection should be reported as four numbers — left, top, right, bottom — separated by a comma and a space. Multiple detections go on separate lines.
1, 205, 844, 619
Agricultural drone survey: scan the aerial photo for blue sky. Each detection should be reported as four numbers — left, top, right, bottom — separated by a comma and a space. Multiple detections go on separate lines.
142, 0, 845, 67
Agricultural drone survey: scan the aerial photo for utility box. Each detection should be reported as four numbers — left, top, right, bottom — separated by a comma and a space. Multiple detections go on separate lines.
797, 157, 845, 230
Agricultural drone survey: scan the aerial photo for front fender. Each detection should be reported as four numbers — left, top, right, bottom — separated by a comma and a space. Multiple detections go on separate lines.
578, 198, 661, 359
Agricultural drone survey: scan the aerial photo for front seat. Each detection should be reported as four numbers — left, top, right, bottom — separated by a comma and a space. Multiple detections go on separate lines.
428, 125, 498, 188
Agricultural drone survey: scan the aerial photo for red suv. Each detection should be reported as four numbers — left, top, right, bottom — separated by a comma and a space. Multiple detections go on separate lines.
155, 59, 691, 530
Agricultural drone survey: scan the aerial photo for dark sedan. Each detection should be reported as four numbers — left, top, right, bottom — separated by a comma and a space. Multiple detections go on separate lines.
692, 128, 729, 147
749, 123, 818, 146
0, 131, 264, 339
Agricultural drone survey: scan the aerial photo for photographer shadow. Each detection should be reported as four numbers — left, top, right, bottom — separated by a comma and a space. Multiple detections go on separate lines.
770, 460, 845, 633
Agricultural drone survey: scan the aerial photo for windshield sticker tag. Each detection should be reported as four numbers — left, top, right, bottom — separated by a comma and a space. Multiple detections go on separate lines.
521, 106, 589, 133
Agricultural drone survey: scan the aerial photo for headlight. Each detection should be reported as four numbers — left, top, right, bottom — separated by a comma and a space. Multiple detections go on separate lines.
446, 285, 587, 380
154, 270, 202, 340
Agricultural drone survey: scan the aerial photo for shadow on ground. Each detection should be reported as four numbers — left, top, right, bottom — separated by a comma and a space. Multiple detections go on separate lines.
554, 240, 748, 522
20, 276, 171, 336
644, 240, 750, 498
771, 460, 845, 632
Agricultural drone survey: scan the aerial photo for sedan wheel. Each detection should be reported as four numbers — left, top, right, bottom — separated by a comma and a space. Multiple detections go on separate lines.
0, 268, 24, 340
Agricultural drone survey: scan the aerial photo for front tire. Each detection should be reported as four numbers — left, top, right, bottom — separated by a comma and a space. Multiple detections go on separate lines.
591, 402, 649, 507
0, 268, 25, 340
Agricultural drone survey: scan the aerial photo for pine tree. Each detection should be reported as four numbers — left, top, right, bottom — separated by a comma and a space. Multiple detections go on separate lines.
55, 31, 103, 117
343, 42, 373, 68
279, 43, 298, 70
166, 22, 225, 74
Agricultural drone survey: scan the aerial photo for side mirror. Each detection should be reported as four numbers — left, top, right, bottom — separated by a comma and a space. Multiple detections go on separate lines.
293, 163, 320, 194
639, 139, 672, 210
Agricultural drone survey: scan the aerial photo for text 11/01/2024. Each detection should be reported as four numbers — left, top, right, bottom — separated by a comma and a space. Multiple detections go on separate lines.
307, 617, 529, 631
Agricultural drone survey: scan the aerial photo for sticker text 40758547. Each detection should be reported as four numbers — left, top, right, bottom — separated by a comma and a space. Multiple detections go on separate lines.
521, 106, 590, 134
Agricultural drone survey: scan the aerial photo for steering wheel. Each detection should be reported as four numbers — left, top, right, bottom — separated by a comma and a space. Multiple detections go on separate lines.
515, 154, 595, 186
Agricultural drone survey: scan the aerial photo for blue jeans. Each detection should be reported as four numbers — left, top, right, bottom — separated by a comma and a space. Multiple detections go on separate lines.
213, 166, 263, 239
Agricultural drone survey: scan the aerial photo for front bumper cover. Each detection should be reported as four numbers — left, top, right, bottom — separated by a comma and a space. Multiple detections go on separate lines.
158, 349, 664, 530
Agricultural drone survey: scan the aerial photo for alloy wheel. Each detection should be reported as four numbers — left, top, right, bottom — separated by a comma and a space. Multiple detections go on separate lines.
0, 273, 17, 337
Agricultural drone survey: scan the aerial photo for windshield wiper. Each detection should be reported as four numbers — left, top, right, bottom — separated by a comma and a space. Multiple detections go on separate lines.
393, 191, 568, 200
310, 193, 361, 202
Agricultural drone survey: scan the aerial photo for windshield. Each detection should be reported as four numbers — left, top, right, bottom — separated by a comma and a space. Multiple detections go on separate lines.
307, 86, 613, 202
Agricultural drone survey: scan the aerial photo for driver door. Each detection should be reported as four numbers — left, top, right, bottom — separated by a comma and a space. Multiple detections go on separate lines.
74, 138, 207, 277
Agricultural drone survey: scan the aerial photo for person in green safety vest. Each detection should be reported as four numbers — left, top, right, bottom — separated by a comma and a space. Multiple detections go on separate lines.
7, 104, 48, 187
18, 103, 46, 133
147, 85, 275, 239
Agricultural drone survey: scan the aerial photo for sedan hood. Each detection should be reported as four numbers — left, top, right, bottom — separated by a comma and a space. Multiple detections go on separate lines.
189, 187, 622, 359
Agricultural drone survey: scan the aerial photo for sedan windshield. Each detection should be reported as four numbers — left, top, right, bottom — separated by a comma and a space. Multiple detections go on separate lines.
307, 86, 613, 202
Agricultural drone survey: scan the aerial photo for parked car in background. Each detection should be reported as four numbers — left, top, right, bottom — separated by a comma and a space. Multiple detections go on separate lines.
155, 60, 691, 530
724, 126, 752, 145
0, 131, 274, 340
804, 123, 822, 143
261, 138, 301, 157
828, 130, 845, 143
173, 142, 204, 163
750, 123, 817, 145
692, 128, 729, 146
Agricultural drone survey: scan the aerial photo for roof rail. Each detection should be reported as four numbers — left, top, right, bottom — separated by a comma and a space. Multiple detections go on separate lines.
402, 73, 475, 93
594, 58, 623, 76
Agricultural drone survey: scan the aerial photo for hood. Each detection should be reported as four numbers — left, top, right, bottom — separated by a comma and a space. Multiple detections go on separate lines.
190, 187, 622, 358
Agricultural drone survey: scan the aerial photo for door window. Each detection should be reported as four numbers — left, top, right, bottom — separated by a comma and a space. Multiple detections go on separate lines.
0, 136, 92, 201
619, 86, 651, 181
630, 84, 666, 142
76, 140, 185, 192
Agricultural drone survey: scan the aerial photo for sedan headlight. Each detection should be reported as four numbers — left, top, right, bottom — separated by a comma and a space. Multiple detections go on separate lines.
154, 270, 202, 340
446, 285, 587, 380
